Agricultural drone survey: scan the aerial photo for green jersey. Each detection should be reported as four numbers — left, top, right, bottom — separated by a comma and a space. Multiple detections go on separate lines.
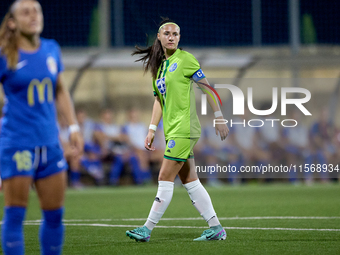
152, 49, 202, 139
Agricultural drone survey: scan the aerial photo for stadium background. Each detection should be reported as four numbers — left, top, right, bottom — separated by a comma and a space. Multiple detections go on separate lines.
0, 1, 339, 254
0, 0, 340, 184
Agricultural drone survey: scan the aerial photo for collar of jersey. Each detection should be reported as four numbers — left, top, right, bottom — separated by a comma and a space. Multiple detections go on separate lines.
19, 41, 42, 55
164, 48, 180, 62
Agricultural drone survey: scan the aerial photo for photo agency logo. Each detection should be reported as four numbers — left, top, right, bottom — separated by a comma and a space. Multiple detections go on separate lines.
199, 84, 312, 128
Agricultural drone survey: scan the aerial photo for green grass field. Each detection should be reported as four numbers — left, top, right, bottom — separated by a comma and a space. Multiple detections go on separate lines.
1, 183, 340, 254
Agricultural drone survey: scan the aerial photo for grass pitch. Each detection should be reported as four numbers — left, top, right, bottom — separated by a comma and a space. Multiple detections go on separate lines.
1, 183, 340, 254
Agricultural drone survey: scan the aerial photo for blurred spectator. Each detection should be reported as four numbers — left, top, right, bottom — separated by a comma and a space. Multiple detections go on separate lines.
329, 129, 340, 181
200, 121, 239, 186
76, 108, 102, 146
231, 110, 268, 179
98, 108, 124, 154
282, 109, 310, 182
308, 108, 331, 183
81, 144, 105, 185
110, 108, 151, 185
257, 104, 285, 167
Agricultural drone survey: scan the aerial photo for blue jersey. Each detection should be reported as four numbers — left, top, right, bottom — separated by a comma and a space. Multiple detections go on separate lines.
0, 38, 63, 148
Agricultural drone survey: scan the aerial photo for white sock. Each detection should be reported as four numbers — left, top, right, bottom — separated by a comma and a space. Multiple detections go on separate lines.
144, 181, 174, 231
183, 179, 221, 227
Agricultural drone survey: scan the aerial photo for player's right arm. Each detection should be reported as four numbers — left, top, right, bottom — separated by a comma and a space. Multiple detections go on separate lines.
56, 73, 84, 155
145, 96, 162, 151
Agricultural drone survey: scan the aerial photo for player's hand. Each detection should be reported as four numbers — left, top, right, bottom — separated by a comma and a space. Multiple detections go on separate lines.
215, 117, 229, 141
69, 132, 84, 156
145, 131, 155, 151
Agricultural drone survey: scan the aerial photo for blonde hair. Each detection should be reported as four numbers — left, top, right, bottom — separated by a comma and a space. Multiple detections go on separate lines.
0, 0, 38, 69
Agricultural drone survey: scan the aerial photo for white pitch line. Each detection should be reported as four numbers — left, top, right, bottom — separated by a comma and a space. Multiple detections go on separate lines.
21, 216, 340, 224
21, 222, 340, 232
121, 216, 340, 221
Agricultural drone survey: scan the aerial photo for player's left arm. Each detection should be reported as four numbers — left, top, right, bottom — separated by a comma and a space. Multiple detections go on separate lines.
195, 76, 229, 141
56, 73, 84, 154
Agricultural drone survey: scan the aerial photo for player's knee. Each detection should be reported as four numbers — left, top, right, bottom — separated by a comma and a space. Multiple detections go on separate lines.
5, 195, 29, 207
40, 200, 64, 211
6, 200, 28, 208
39, 193, 64, 210
158, 173, 175, 182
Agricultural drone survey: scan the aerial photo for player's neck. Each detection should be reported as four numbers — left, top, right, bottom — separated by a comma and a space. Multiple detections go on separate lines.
164, 48, 177, 59
18, 34, 40, 52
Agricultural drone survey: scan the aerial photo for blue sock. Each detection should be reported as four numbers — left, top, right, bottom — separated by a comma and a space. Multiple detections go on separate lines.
1, 206, 26, 255
70, 171, 80, 185
39, 208, 64, 255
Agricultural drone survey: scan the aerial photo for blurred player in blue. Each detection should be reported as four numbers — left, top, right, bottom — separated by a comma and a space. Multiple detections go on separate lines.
0, 1, 83, 254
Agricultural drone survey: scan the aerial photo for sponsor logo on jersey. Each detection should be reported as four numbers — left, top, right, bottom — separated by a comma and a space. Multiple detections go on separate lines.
169, 63, 177, 72
27, 77, 53, 106
47, 56, 57, 75
168, 140, 176, 149
156, 77, 166, 95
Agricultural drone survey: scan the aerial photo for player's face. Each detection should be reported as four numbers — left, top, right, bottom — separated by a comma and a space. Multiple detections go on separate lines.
76, 111, 87, 125
158, 24, 180, 51
102, 110, 113, 123
12, 0, 43, 36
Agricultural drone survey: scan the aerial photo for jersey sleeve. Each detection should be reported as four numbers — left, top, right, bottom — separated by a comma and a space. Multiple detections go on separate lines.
182, 53, 201, 78
152, 79, 158, 97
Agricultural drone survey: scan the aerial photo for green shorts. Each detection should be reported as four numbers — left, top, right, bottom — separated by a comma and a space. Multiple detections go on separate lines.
164, 138, 199, 162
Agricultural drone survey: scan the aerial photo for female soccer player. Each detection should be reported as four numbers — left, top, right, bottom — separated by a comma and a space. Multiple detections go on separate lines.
0, 1, 83, 254
126, 19, 229, 242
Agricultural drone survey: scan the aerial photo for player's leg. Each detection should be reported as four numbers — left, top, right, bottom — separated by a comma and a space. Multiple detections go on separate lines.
35, 171, 66, 255
179, 142, 226, 241
1, 146, 36, 254
35, 144, 67, 255
126, 157, 184, 242
1, 176, 31, 255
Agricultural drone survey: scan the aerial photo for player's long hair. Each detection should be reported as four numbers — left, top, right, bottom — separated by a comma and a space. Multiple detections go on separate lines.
132, 18, 176, 80
0, 0, 37, 70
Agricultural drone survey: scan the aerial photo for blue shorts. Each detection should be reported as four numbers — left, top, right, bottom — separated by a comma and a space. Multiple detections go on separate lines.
0, 143, 68, 180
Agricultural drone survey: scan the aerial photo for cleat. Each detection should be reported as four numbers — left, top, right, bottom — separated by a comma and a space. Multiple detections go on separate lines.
126, 226, 151, 242
193, 225, 227, 241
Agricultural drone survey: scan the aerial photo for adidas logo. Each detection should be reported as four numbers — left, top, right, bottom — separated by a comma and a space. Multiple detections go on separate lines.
167, 149, 171, 153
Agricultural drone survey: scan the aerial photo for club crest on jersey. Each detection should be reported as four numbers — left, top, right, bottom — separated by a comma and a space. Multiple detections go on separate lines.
169, 63, 177, 72
156, 77, 166, 95
46, 56, 57, 75
168, 140, 176, 149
